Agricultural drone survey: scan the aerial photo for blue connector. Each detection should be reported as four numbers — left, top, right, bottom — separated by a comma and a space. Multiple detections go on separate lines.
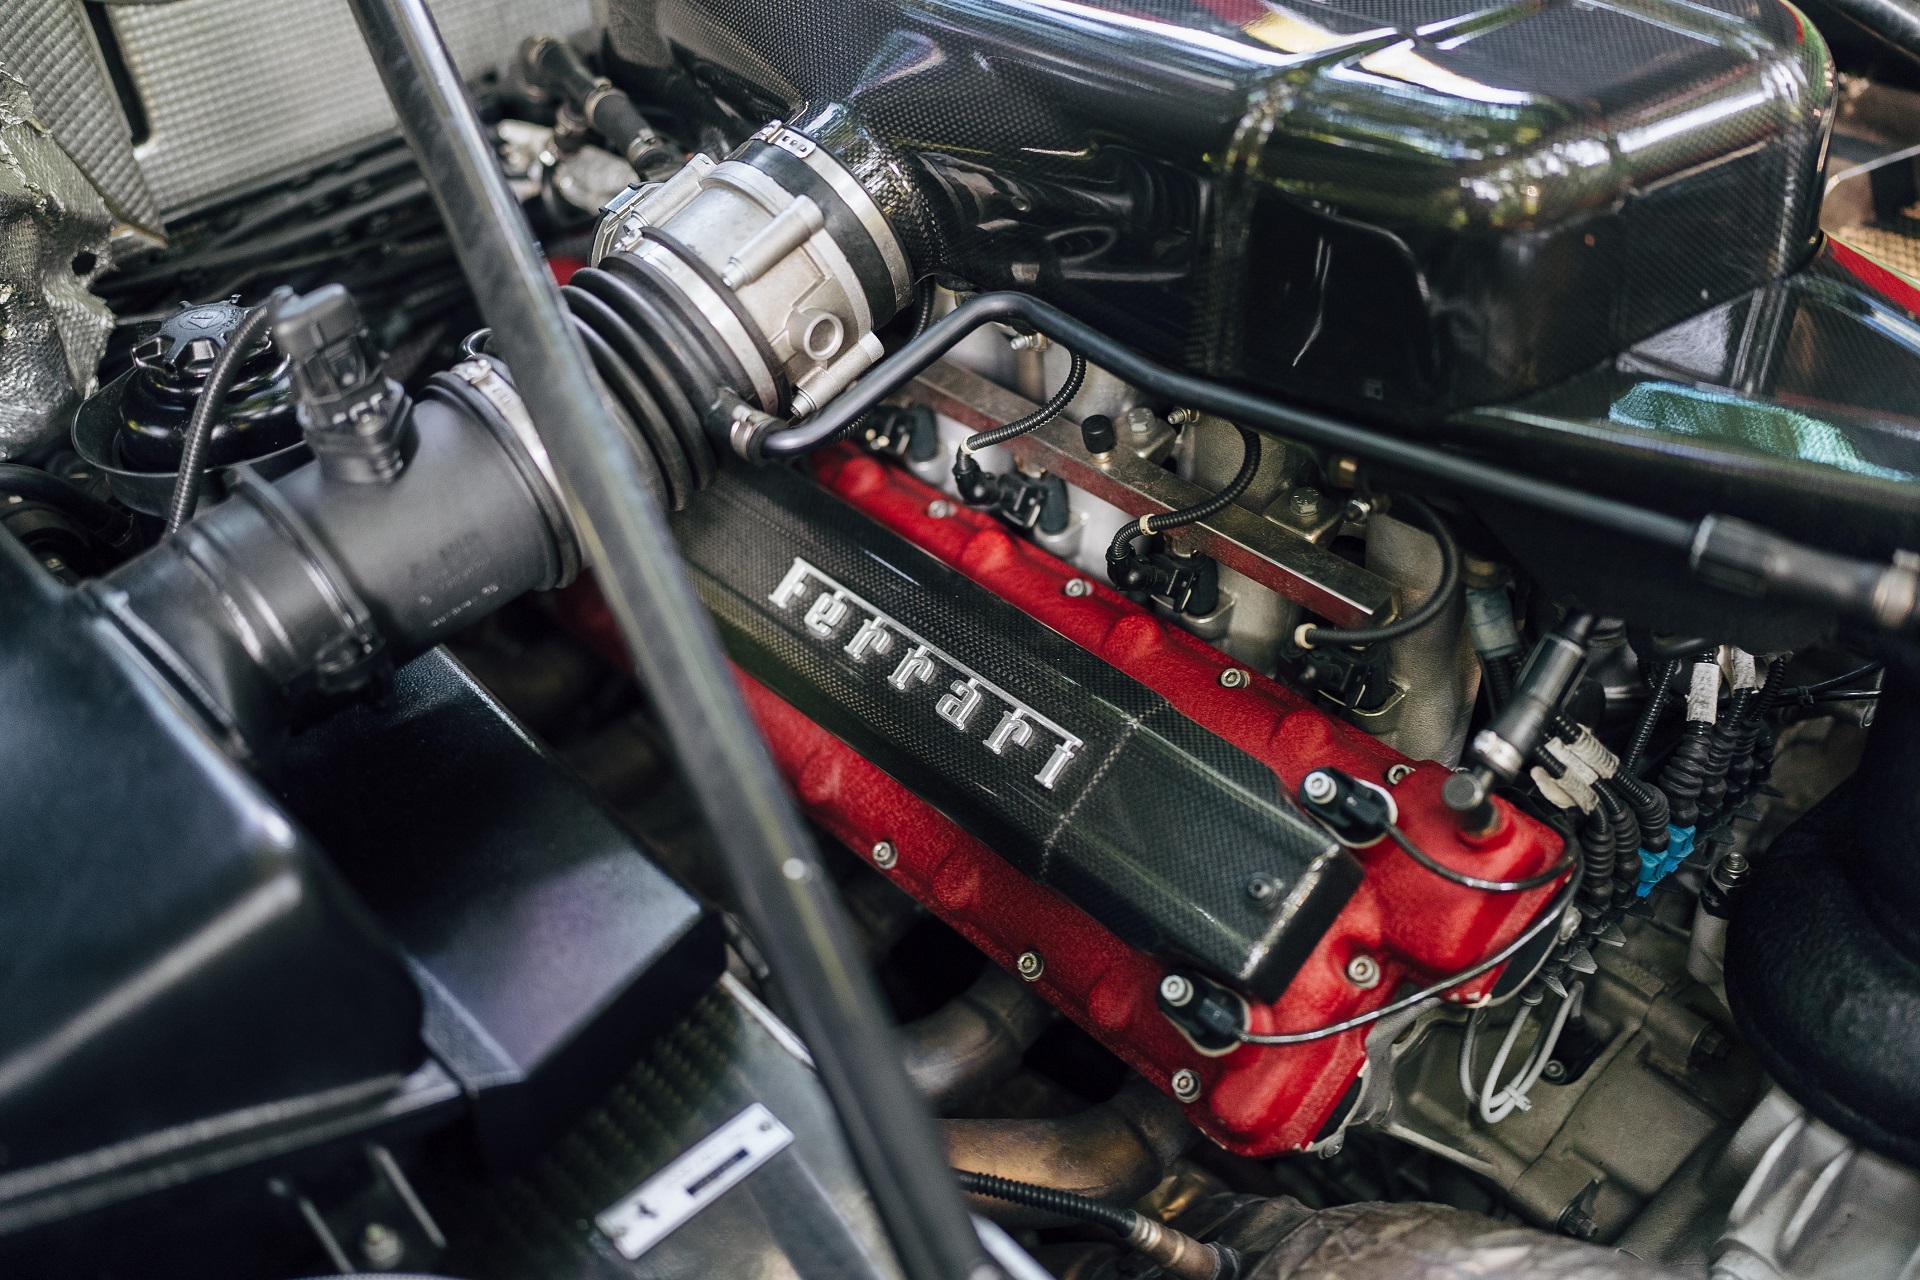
1636, 824, 1696, 896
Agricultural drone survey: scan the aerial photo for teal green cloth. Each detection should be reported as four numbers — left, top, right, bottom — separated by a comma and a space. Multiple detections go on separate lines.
1609, 381, 1914, 482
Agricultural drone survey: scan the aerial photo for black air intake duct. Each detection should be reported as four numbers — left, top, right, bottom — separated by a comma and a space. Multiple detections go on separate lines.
1727, 666, 1920, 1167
602, 0, 1831, 425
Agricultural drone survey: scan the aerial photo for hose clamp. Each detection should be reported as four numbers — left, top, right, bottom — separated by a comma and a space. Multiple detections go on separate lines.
449, 358, 583, 586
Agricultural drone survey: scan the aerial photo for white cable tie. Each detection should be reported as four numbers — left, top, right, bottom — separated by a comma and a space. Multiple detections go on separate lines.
1687, 659, 1722, 723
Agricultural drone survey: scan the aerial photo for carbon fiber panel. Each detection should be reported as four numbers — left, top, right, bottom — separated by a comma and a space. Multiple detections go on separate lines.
612, 0, 1833, 422
674, 463, 1358, 1000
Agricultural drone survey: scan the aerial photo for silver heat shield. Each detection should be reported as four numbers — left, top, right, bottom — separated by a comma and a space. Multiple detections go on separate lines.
0, 53, 116, 459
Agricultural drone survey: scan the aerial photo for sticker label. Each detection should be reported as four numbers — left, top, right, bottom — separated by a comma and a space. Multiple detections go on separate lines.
595, 1103, 795, 1260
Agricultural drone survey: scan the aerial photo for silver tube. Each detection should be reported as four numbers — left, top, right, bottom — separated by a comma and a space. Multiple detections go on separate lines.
900, 967, 1056, 1111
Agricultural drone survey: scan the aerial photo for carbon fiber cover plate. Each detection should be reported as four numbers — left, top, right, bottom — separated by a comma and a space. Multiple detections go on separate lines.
675, 463, 1358, 1000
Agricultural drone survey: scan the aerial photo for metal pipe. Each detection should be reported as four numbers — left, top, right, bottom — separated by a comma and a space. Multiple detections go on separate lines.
750, 293, 1698, 556
340, 4, 992, 1278
748, 293, 1920, 634
942, 1079, 1196, 1227
900, 967, 1056, 1111
1221, 1199, 1691, 1277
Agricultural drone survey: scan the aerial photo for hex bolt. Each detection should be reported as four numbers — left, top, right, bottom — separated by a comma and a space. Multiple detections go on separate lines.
1219, 668, 1250, 689
1386, 763, 1415, 786
927, 499, 955, 519
1302, 770, 1338, 805
1171, 1068, 1203, 1102
1345, 954, 1382, 989
871, 840, 898, 870
1166, 407, 1201, 427
1159, 973, 1195, 1007
1287, 488, 1325, 523
1016, 950, 1045, 981
360, 1221, 405, 1270
1064, 577, 1092, 598
1542, 1060, 1567, 1083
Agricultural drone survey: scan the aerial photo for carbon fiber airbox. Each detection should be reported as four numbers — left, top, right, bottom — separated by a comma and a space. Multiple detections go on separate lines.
674, 463, 1358, 1000
609, 0, 1834, 423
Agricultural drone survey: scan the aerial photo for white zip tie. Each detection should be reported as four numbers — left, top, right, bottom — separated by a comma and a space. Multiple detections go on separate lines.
1687, 659, 1722, 723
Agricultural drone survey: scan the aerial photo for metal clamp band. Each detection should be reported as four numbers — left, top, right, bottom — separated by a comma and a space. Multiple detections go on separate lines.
447, 357, 582, 587
752, 121, 912, 313
709, 160, 875, 336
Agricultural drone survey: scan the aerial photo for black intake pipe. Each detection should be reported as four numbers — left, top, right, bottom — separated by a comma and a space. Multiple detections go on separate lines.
95, 381, 573, 764
1726, 665, 1920, 1167
344, 3, 996, 1279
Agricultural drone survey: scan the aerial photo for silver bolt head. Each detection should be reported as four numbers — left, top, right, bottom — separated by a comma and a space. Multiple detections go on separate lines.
1170, 1068, 1202, 1102
1219, 668, 1250, 689
1303, 770, 1338, 803
1344, 954, 1382, 989
927, 499, 955, 518
871, 840, 898, 869
1064, 577, 1092, 598
360, 1221, 405, 1269
1016, 950, 1044, 981
1159, 973, 1194, 1006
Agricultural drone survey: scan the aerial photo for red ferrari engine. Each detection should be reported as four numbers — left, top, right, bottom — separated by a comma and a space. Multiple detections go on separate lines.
562, 442, 1568, 1158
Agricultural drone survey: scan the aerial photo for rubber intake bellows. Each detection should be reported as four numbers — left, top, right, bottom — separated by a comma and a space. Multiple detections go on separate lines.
560, 261, 726, 511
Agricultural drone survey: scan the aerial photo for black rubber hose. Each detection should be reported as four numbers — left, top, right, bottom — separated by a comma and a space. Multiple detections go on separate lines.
1298, 495, 1461, 648
954, 1170, 1135, 1234
1660, 721, 1715, 829
1814, 0, 1920, 69
519, 35, 674, 172
1104, 423, 1262, 571
962, 349, 1086, 454
1622, 658, 1681, 776
0, 463, 129, 538
1385, 821, 1576, 893
1776, 660, 1884, 702
753, 292, 1696, 557
756, 307, 1907, 625
1577, 796, 1616, 912
342, 5, 993, 1280
1613, 773, 1672, 853
1484, 653, 1517, 712
1594, 778, 1640, 886
165, 301, 273, 535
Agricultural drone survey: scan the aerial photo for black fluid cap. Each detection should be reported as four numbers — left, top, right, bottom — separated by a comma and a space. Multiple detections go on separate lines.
1037, 473, 1070, 536
1081, 413, 1116, 455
